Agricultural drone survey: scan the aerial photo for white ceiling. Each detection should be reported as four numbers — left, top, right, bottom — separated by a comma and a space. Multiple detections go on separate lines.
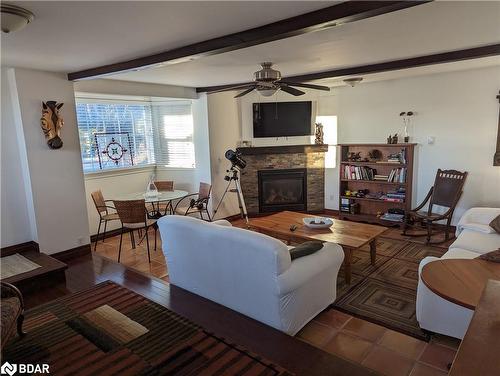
2, 1, 500, 88
1, 1, 332, 72
110, 1, 500, 87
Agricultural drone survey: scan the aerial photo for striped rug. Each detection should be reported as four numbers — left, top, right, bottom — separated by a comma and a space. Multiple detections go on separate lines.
3, 281, 292, 375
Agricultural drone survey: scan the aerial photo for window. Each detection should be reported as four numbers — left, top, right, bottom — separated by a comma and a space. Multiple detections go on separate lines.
315, 116, 337, 168
75, 96, 195, 173
153, 101, 195, 169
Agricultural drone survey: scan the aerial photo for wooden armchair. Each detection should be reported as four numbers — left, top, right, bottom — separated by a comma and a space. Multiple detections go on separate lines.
402, 169, 467, 244
174, 182, 212, 221
1, 282, 26, 350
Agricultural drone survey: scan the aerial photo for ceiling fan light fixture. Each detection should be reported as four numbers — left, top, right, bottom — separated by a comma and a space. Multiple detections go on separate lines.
258, 88, 277, 97
343, 77, 363, 87
1, 3, 34, 33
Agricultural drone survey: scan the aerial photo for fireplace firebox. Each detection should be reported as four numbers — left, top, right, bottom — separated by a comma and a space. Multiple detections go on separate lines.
258, 168, 307, 213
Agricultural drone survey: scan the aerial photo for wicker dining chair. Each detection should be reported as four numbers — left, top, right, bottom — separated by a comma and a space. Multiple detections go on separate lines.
174, 182, 212, 221
113, 199, 157, 263
91, 190, 120, 251
402, 169, 468, 244
151, 180, 175, 215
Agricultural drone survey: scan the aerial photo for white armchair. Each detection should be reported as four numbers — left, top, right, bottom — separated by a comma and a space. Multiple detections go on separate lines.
416, 207, 500, 339
157, 215, 344, 335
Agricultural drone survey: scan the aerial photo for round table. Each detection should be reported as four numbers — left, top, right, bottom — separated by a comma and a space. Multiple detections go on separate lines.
115, 190, 189, 203
421, 258, 500, 310
113, 190, 189, 218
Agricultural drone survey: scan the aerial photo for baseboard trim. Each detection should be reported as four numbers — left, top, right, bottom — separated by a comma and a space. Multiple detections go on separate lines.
52, 244, 91, 262
1, 241, 40, 257
90, 228, 122, 243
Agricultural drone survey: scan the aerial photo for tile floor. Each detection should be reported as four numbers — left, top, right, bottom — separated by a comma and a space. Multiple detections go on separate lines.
94, 222, 459, 376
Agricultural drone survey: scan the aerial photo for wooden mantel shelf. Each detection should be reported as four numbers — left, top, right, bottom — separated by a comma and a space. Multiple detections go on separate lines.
237, 144, 328, 155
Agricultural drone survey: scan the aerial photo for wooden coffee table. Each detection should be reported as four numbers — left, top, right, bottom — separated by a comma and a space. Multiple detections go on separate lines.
248, 211, 388, 284
421, 258, 500, 310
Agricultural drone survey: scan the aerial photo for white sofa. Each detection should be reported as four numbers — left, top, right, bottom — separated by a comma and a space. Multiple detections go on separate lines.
416, 207, 500, 339
157, 215, 344, 335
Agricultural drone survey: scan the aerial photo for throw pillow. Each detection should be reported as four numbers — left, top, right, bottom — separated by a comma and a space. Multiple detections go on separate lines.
489, 215, 500, 234
477, 249, 500, 263
289, 241, 324, 260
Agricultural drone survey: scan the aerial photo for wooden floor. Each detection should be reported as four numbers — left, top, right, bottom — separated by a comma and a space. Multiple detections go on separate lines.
90, 220, 459, 376
22, 253, 375, 376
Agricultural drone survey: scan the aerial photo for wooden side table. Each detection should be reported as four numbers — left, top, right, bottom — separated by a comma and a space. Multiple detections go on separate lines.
421, 258, 500, 310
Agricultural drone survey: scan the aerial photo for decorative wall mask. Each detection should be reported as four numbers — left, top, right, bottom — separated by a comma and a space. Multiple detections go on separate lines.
40, 101, 64, 149
314, 123, 324, 145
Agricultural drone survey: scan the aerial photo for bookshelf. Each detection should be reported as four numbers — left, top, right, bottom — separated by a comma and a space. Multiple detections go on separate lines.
338, 143, 416, 227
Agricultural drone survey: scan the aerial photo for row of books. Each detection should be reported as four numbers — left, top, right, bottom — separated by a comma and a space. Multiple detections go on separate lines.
342, 165, 376, 181
388, 168, 406, 183
343, 164, 406, 183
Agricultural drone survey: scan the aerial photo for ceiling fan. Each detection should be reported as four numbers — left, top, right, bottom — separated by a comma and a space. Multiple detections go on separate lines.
208, 62, 330, 98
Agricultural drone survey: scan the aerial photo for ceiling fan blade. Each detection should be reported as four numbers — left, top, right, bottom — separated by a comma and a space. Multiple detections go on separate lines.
279, 85, 305, 96
280, 81, 330, 91
234, 87, 256, 98
207, 84, 255, 94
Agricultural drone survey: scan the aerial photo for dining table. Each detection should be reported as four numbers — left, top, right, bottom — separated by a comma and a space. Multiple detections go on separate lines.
113, 190, 189, 218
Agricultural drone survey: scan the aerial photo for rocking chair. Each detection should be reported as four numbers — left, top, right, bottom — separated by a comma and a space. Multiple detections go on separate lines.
402, 169, 467, 244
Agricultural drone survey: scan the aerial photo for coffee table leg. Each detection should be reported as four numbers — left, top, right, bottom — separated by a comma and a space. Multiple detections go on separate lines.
344, 247, 352, 285
369, 239, 377, 265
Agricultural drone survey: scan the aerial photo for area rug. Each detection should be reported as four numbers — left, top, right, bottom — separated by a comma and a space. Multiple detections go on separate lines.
332, 238, 447, 340
3, 281, 292, 376
0, 253, 41, 279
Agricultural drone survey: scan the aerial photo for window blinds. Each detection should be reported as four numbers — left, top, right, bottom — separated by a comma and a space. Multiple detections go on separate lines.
152, 100, 195, 169
75, 97, 195, 172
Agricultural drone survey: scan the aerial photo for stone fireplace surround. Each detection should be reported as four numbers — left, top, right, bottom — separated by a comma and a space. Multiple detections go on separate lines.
237, 145, 328, 215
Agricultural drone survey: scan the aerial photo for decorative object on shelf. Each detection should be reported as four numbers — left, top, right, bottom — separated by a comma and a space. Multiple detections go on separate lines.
40, 101, 64, 149
391, 133, 399, 144
343, 77, 363, 87
368, 149, 382, 161
94, 132, 134, 170
1, 3, 34, 33
387, 135, 393, 144
349, 202, 360, 214
314, 123, 324, 145
347, 152, 362, 161
399, 111, 414, 143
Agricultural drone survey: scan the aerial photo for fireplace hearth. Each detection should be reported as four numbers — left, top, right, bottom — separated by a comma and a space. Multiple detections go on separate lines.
258, 169, 307, 213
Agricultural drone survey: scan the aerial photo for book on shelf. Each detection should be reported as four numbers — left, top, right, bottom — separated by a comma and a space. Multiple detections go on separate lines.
388, 167, 406, 183
342, 165, 376, 181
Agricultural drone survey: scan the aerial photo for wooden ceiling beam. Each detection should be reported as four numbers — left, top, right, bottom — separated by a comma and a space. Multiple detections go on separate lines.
67, 1, 428, 81
196, 43, 500, 93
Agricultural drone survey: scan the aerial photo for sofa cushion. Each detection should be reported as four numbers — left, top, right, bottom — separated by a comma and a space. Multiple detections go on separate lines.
289, 241, 324, 260
489, 215, 500, 234
441, 248, 481, 260
449, 229, 500, 255
477, 249, 500, 263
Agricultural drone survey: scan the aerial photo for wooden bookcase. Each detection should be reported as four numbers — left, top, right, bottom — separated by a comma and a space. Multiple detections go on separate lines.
338, 143, 416, 227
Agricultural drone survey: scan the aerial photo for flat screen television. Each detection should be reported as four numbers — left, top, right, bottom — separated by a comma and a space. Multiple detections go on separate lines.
253, 101, 313, 138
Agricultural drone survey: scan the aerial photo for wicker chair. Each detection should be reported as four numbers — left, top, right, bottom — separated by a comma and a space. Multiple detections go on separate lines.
113, 199, 157, 263
149, 181, 175, 215
174, 182, 212, 221
1, 282, 25, 350
91, 190, 120, 251
402, 169, 468, 244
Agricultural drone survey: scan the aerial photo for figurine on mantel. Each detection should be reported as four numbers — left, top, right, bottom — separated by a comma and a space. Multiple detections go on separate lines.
387, 133, 398, 144
314, 123, 324, 145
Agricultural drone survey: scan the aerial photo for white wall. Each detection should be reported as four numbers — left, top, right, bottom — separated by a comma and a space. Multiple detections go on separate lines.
207, 91, 242, 219
5, 68, 90, 254
207, 66, 500, 223
334, 66, 500, 222
1, 68, 34, 247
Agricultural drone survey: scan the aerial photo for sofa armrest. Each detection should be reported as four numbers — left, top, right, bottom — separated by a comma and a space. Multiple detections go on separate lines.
456, 207, 500, 236
212, 219, 233, 227
277, 242, 344, 295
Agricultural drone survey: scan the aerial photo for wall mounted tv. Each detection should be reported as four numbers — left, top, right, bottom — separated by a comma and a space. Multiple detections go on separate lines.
253, 101, 313, 138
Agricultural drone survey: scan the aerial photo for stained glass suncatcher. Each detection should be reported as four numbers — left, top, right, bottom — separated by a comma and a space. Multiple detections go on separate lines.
94, 132, 134, 170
